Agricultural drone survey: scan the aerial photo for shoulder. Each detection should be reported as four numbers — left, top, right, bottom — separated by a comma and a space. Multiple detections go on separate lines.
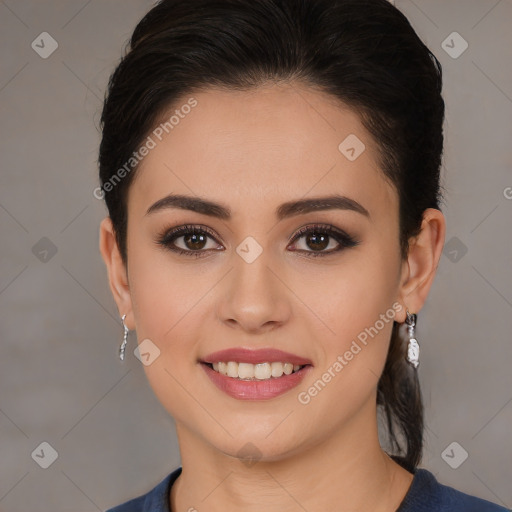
398, 468, 509, 512
105, 467, 182, 512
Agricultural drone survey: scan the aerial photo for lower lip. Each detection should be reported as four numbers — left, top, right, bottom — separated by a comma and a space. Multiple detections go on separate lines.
200, 363, 312, 400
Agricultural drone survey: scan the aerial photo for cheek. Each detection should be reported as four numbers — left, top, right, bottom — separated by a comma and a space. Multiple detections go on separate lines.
126, 223, 202, 334
296, 246, 401, 407
291, 272, 399, 428
298, 245, 400, 342
129, 258, 203, 354
126, 252, 209, 425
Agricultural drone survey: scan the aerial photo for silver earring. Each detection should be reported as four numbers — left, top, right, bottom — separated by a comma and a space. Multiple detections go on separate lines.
119, 314, 129, 361
405, 310, 420, 369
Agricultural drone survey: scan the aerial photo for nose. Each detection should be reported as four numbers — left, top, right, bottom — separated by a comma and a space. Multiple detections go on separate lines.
216, 245, 292, 334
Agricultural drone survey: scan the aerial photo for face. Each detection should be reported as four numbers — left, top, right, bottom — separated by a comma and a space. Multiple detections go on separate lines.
110, 83, 410, 461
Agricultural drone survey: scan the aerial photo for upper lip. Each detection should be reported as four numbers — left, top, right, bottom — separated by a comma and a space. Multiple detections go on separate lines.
201, 348, 313, 366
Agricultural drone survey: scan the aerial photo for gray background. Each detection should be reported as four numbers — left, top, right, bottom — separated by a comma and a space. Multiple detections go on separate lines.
0, 1, 511, 511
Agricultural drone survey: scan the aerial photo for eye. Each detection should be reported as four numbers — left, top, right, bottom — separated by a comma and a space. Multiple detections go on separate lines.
287, 224, 359, 257
156, 224, 222, 258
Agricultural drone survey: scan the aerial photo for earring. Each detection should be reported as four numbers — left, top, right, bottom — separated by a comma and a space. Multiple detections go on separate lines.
405, 310, 420, 368
119, 314, 129, 361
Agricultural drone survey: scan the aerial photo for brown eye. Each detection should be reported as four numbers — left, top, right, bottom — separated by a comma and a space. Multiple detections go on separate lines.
182, 231, 208, 250
288, 224, 359, 257
157, 225, 222, 258
302, 232, 331, 251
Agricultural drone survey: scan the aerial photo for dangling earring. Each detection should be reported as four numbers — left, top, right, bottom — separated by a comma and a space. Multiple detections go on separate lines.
405, 309, 420, 368
119, 314, 129, 361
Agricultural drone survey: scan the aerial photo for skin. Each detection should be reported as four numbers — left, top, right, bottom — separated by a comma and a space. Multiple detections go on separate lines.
99, 82, 445, 512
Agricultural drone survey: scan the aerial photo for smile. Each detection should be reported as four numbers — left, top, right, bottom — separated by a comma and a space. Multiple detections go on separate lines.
200, 362, 312, 400
199, 347, 313, 400
208, 361, 304, 380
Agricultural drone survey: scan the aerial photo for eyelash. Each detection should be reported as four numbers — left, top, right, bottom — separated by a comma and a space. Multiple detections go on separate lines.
155, 223, 360, 259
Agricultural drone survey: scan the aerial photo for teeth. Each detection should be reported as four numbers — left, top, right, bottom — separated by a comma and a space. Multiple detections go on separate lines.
210, 361, 303, 380
239, 362, 255, 379
226, 361, 238, 378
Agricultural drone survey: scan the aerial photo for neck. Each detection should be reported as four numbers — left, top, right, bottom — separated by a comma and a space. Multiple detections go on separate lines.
170, 399, 414, 512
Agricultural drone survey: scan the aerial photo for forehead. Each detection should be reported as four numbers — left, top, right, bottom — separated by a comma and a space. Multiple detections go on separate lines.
129, 83, 397, 219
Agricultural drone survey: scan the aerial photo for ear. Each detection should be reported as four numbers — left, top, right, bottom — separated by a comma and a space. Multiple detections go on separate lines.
99, 217, 135, 330
395, 208, 446, 322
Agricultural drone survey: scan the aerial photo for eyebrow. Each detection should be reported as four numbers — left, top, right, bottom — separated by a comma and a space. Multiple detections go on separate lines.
145, 193, 370, 220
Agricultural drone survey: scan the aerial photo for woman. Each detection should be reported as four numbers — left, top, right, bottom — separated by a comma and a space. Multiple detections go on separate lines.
97, 0, 508, 510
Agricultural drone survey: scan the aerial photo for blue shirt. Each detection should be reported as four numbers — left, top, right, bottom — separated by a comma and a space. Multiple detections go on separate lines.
105, 466, 509, 511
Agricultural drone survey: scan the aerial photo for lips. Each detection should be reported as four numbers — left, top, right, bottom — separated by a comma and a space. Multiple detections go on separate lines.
199, 347, 313, 400
201, 347, 313, 366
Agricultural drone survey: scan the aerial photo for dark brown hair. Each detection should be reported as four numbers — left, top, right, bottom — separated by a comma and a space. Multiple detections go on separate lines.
98, 0, 445, 472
